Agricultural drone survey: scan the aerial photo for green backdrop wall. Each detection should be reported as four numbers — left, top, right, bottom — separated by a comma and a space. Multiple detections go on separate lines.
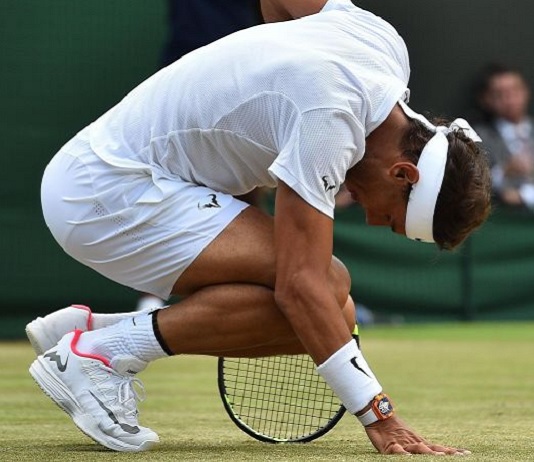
1, 1, 167, 337
2, 1, 534, 339
334, 206, 534, 323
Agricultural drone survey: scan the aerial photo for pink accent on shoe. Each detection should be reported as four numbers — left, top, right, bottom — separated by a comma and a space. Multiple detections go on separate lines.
71, 304, 93, 331
70, 329, 111, 368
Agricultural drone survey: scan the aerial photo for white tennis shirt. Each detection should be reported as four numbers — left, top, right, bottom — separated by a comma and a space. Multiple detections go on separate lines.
86, 0, 410, 218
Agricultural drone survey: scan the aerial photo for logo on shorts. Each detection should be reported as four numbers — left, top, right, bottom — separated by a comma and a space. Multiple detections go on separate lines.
321, 176, 336, 192
198, 194, 221, 210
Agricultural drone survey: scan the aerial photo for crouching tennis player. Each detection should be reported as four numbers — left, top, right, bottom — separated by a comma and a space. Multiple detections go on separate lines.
28, 0, 491, 455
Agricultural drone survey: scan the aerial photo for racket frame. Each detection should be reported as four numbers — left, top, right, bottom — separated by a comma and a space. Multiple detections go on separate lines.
217, 355, 346, 443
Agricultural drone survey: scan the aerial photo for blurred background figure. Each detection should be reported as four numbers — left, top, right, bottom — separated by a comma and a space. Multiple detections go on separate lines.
474, 63, 534, 210
160, 0, 262, 68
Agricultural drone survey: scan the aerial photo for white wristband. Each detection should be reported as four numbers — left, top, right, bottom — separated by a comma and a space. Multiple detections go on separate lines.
357, 408, 380, 426
316, 339, 382, 414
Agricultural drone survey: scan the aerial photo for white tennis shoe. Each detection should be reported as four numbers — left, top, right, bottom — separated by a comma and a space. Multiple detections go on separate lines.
29, 330, 159, 452
26, 305, 93, 355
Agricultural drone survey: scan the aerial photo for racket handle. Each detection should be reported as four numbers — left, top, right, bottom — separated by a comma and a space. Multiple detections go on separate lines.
352, 324, 360, 348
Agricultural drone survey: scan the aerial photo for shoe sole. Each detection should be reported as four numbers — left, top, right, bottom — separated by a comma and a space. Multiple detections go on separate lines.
29, 357, 158, 452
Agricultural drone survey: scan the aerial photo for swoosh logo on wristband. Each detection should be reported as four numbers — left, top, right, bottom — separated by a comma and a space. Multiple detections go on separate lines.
350, 357, 371, 378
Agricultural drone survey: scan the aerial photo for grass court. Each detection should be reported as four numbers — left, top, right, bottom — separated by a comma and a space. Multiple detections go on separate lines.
1, 322, 533, 461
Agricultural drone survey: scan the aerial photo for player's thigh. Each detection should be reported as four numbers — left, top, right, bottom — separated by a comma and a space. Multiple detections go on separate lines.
173, 206, 352, 304
42, 139, 349, 301
42, 143, 251, 300
173, 205, 277, 295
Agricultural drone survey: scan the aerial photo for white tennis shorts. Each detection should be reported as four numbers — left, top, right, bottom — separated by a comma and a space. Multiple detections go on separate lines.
41, 130, 249, 299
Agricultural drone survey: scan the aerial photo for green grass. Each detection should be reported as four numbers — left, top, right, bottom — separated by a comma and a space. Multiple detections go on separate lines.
1, 322, 533, 461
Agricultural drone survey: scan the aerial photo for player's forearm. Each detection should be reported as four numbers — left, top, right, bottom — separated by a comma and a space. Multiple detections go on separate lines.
273, 182, 352, 363
260, 0, 326, 22
274, 273, 352, 364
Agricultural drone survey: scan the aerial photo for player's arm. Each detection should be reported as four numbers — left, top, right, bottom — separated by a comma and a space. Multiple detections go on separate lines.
260, 0, 327, 22
273, 180, 351, 363
274, 182, 471, 456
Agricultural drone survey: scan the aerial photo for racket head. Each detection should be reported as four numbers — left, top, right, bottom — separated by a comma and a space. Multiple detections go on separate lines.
218, 355, 346, 443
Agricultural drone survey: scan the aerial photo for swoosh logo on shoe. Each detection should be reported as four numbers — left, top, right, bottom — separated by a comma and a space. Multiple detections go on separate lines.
89, 391, 140, 434
44, 351, 69, 372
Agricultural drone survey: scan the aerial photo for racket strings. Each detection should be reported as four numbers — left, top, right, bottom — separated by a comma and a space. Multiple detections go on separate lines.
222, 355, 344, 441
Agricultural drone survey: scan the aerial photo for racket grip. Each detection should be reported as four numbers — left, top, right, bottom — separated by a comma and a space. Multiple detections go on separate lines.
352, 324, 360, 348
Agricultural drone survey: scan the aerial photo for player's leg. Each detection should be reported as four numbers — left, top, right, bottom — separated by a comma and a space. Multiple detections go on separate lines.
33, 143, 352, 451
153, 284, 356, 358
30, 203, 352, 451
198, 294, 356, 357
173, 205, 350, 300
75, 205, 353, 360
27, 204, 351, 354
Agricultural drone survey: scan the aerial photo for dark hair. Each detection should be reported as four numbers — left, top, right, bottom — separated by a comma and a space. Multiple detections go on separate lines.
402, 119, 492, 251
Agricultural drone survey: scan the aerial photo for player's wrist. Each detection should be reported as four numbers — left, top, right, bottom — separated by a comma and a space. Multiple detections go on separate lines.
316, 339, 382, 414
356, 393, 395, 426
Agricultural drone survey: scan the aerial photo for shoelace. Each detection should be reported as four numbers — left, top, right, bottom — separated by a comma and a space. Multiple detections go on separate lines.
86, 363, 146, 422
118, 377, 146, 420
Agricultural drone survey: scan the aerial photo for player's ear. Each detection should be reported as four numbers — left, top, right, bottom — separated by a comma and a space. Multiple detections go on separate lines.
388, 162, 419, 186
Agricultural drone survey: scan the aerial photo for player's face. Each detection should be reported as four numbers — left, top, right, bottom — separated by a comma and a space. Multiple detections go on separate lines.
363, 198, 407, 235
350, 187, 407, 235
346, 104, 417, 236
345, 161, 419, 236
344, 168, 410, 236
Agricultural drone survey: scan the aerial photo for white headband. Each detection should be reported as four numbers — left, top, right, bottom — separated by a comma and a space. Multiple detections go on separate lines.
398, 100, 482, 243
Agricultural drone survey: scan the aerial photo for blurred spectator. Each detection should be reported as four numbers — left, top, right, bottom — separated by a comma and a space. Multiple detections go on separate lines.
474, 63, 534, 210
160, 0, 262, 68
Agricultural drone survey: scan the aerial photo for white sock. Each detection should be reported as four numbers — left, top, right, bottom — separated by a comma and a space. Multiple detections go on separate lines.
77, 313, 169, 364
91, 306, 168, 330
136, 295, 166, 312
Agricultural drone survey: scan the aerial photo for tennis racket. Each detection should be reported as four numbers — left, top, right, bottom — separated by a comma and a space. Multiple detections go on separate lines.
218, 354, 346, 443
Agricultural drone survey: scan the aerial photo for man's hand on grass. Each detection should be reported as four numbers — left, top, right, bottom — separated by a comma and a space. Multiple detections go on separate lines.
364, 415, 471, 455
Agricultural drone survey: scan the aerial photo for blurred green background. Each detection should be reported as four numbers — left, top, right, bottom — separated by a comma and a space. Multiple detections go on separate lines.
2, 0, 534, 338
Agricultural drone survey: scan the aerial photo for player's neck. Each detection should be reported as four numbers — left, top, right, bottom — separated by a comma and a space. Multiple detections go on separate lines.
365, 104, 409, 164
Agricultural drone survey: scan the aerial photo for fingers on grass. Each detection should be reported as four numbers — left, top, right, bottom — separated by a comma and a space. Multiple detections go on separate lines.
382, 442, 468, 456
384, 443, 411, 455
428, 444, 472, 456
404, 442, 446, 455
